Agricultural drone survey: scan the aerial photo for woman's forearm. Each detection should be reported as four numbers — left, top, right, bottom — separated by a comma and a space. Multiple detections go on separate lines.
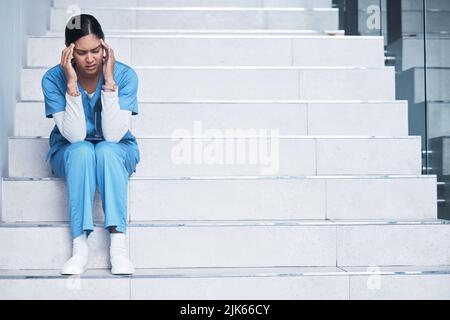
101, 90, 132, 143
52, 93, 87, 143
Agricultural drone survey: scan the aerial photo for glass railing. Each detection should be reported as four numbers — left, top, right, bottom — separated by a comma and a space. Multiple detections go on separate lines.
334, 0, 450, 219
423, 0, 450, 219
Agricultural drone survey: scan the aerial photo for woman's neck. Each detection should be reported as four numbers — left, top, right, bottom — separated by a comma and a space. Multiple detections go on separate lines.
77, 70, 101, 94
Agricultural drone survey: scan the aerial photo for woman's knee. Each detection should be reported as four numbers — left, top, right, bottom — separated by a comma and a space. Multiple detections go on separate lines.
95, 141, 121, 160
64, 141, 95, 164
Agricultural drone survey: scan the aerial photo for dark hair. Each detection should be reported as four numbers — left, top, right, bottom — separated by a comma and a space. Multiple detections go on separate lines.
64, 14, 104, 47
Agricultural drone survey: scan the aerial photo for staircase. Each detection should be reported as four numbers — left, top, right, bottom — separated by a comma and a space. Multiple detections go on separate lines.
1, 0, 450, 300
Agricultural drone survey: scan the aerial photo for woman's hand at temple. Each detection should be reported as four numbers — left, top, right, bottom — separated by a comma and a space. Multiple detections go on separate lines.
60, 43, 78, 94
100, 38, 116, 90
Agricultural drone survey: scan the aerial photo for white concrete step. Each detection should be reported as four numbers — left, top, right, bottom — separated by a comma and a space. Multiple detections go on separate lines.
402, 10, 450, 34
427, 136, 450, 184
8, 136, 422, 178
388, 37, 450, 71
402, 0, 450, 10
27, 35, 385, 67
428, 102, 450, 139
1, 265, 450, 300
397, 67, 450, 104
1, 175, 437, 222
14, 101, 409, 137
21, 66, 396, 101
346, 265, 450, 300
0, 221, 448, 270
53, 0, 333, 8
50, 7, 339, 32
0, 266, 348, 300
45, 29, 345, 36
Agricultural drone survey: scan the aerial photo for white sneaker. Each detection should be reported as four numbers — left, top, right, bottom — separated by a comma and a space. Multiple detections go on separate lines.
61, 234, 89, 275
110, 233, 135, 275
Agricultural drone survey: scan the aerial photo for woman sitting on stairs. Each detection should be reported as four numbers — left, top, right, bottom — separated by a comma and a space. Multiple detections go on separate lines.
41, 14, 140, 275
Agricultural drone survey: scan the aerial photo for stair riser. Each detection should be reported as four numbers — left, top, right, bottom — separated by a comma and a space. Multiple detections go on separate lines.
337, 225, 450, 267
397, 68, 450, 104
15, 102, 409, 137
2, 176, 437, 222
390, 38, 450, 71
349, 274, 450, 300
401, 0, 450, 10
27, 36, 384, 67
50, 8, 338, 32
8, 137, 421, 177
2, 273, 450, 299
21, 68, 396, 101
46, 30, 345, 36
53, 0, 333, 8
427, 103, 450, 140
0, 224, 448, 270
402, 11, 450, 34
0, 278, 130, 300
0, 276, 348, 300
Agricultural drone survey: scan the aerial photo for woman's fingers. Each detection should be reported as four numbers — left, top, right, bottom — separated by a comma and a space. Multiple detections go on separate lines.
60, 44, 77, 82
62, 48, 70, 66
61, 43, 74, 66
100, 38, 110, 57
100, 38, 114, 61
61, 47, 68, 65
101, 39, 109, 61
100, 38, 109, 49
66, 45, 73, 65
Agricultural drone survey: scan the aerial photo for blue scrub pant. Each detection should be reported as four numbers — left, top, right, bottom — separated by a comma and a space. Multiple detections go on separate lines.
50, 140, 138, 239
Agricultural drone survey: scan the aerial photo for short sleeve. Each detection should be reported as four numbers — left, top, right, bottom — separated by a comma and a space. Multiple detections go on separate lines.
42, 72, 66, 119
118, 68, 138, 115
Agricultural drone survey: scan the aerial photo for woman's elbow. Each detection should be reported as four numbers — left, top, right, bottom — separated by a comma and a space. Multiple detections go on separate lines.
103, 136, 120, 143
103, 132, 122, 143
64, 132, 87, 144
103, 126, 127, 143
68, 137, 86, 144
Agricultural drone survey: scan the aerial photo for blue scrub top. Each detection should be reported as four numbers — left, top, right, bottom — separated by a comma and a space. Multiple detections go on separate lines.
41, 60, 140, 163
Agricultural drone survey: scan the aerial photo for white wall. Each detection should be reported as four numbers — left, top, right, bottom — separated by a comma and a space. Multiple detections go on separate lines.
0, 0, 51, 220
